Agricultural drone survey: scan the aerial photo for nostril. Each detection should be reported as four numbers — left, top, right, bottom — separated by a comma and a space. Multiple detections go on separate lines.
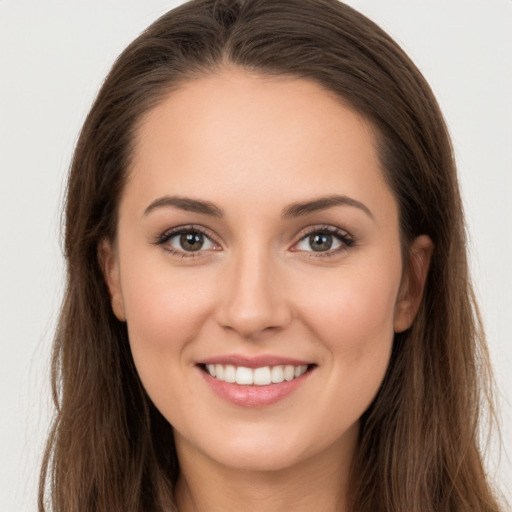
215, 264, 292, 337
216, 304, 292, 339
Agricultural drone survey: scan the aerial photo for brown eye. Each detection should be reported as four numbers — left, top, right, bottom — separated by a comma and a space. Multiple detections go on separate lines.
292, 227, 353, 255
180, 232, 205, 251
161, 229, 217, 253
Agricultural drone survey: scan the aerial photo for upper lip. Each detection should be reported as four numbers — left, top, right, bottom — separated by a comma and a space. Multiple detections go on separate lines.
196, 355, 313, 369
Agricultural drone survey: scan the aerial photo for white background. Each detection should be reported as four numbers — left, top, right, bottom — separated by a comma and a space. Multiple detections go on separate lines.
1, 1, 511, 510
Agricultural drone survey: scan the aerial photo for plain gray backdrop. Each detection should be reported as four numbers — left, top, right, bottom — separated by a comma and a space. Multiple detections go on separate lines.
1, 1, 511, 510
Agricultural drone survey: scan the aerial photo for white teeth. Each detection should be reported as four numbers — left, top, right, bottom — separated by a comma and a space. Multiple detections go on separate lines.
284, 365, 295, 381
224, 364, 236, 383
205, 364, 309, 385
295, 365, 307, 378
236, 366, 254, 385
271, 365, 284, 383
254, 366, 272, 385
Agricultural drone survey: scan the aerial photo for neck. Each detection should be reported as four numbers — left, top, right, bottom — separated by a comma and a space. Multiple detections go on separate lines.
174, 426, 357, 512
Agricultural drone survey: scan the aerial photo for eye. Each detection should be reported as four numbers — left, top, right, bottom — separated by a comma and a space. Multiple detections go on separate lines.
155, 226, 219, 256
292, 226, 354, 254
170, 231, 214, 252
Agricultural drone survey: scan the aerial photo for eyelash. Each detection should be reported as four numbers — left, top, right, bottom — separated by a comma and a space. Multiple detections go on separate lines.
292, 225, 355, 258
152, 225, 220, 258
153, 224, 355, 258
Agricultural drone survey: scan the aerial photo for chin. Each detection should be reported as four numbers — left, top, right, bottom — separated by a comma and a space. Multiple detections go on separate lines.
176, 419, 357, 475
209, 442, 309, 473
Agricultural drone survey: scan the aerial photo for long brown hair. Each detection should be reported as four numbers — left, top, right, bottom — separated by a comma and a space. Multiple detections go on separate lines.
39, 0, 503, 510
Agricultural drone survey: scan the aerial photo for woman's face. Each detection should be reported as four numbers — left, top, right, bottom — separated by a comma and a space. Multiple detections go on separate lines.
102, 70, 430, 473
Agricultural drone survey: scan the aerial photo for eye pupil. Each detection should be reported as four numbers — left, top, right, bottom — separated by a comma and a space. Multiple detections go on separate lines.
309, 233, 332, 251
180, 232, 204, 251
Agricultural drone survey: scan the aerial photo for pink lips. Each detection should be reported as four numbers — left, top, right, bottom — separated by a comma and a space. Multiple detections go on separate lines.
198, 355, 312, 368
196, 355, 314, 407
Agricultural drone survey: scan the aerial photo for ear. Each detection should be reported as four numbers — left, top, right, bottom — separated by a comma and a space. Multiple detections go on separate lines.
394, 234, 434, 333
98, 238, 126, 321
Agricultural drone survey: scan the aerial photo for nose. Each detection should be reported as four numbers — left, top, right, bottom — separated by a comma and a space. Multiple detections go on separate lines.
215, 247, 292, 339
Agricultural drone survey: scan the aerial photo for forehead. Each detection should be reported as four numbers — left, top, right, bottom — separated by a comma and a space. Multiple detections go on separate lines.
124, 70, 397, 225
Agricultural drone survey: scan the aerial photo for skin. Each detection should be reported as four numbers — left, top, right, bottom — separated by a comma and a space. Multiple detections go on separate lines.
101, 69, 433, 512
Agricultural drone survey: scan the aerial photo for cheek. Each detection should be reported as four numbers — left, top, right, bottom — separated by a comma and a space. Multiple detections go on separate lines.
295, 264, 400, 407
118, 256, 216, 377
119, 264, 221, 429
303, 266, 398, 346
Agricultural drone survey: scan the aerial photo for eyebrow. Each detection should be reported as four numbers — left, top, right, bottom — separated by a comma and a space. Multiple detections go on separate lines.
282, 194, 374, 220
143, 196, 224, 217
143, 193, 373, 220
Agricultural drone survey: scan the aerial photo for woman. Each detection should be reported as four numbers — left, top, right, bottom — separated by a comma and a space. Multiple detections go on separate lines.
39, 0, 503, 510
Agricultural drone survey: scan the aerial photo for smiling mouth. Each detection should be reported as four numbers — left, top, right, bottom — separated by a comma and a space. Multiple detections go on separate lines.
201, 364, 311, 386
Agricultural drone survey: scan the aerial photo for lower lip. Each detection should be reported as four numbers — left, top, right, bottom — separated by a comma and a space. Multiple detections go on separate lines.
199, 367, 313, 407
